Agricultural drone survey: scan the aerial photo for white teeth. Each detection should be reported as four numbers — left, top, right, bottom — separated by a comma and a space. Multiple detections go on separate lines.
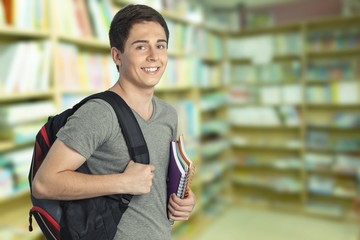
143, 67, 158, 72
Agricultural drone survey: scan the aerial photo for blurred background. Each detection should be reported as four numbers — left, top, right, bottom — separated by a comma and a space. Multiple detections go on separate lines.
0, 0, 360, 239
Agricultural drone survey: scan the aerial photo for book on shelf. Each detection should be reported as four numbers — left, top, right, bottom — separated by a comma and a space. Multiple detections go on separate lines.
274, 32, 303, 55
57, 0, 114, 39
165, 19, 185, 54
307, 59, 354, 81
1, 42, 25, 93
334, 138, 360, 152
201, 139, 230, 159
73, 0, 94, 37
172, 100, 200, 140
185, 27, 223, 60
306, 85, 331, 104
2, 0, 47, 30
227, 36, 274, 64
304, 152, 334, 170
159, 57, 198, 88
331, 81, 359, 104
201, 119, 229, 136
281, 84, 302, 105
334, 154, 360, 174
279, 106, 301, 126
0, 147, 33, 198
0, 154, 14, 198
0, 167, 13, 199
306, 81, 359, 105
3, 147, 33, 192
200, 93, 228, 112
308, 175, 335, 195
0, 121, 44, 144
229, 86, 255, 104
167, 135, 195, 223
0, 1, 5, 26
0, 101, 56, 126
231, 65, 257, 84
306, 130, 330, 150
57, 43, 118, 92
333, 112, 360, 128
229, 106, 281, 126
87, 0, 113, 41
198, 62, 222, 88
0, 41, 51, 94
58, 0, 80, 36
260, 86, 281, 105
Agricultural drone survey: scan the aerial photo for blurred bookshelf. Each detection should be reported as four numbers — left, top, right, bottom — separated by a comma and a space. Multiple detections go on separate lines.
227, 21, 305, 216
0, 0, 360, 239
227, 15, 360, 223
303, 15, 360, 221
0, 0, 231, 239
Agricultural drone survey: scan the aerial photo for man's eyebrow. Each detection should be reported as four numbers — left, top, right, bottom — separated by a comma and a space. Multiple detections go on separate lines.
131, 39, 167, 45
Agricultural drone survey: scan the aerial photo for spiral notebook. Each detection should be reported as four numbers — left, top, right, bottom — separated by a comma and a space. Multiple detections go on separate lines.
167, 135, 195, 224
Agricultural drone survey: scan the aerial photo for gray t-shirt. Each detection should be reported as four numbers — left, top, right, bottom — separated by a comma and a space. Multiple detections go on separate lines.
57, 96, 178, 240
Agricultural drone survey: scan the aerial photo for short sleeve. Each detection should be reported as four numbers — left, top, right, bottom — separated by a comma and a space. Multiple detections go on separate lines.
57, 99, 117, 159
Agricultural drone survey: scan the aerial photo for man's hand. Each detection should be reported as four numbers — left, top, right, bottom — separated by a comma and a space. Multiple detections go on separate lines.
122, 160, 155, 195
168, 189, 196, 222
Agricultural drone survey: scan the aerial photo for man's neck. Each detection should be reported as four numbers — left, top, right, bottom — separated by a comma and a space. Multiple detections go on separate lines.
111, 80, 154, 121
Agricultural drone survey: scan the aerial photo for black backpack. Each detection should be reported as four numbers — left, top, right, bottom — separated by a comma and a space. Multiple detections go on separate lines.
28, 90, 149, 240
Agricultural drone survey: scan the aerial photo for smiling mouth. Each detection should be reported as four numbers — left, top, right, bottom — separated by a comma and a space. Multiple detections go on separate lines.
142, 67, 159, 73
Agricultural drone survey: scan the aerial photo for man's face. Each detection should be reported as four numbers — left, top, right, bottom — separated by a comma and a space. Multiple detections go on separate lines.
118, 21, 168, 89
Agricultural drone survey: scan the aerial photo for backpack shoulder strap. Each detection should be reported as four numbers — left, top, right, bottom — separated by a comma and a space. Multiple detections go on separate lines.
76, 91, 150, 165
78, 90, 150, 204
96, 91, 149, 164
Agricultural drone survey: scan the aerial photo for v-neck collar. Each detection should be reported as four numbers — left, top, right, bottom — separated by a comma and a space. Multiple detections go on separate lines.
131, 97, 156, 124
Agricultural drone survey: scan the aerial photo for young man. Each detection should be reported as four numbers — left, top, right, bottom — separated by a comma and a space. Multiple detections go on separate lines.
32, 4, 196, 240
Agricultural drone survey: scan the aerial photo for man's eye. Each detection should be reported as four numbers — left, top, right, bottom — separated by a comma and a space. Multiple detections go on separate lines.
136, 45, 146, 50
157, 45, 166, 49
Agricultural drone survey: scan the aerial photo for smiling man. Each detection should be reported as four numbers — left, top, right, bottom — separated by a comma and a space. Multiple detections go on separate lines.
32, 4, 196, 240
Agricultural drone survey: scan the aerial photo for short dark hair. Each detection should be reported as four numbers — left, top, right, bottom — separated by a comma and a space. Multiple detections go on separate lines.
109, 4, 170, 53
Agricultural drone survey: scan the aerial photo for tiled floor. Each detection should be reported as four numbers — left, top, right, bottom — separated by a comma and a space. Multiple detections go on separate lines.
196, 207, 359, 240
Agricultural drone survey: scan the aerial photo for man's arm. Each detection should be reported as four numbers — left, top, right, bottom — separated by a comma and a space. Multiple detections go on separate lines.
167, 189, 196, 221
32, 139, 155, 200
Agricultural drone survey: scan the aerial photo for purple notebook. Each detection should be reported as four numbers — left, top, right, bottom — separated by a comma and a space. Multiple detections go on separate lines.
167, 141, 186, 201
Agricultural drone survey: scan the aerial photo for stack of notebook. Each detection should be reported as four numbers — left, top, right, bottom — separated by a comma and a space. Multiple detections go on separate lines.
167, 134, 195, 204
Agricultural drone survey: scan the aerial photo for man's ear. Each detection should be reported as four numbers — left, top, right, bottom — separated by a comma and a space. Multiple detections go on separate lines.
111, 47, 121, 67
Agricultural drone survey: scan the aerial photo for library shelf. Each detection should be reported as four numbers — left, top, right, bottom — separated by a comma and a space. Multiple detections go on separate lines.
227, 14, 360, 222
306, 125, 360, 131
308, 191, 357, 201
237, 163, 301, 172
0, 90, 55, 103
227, 22, 302, 37
0, 141, 15, 152
307, 168, 356, 177
307, 48, 360, 58
58, 35, 109, 50
233, 144, 302, 152
233, 181, 302, 195
306, 103, 360, 109
155, 86, 194, 93
0, 26, 50, 39
231, 125, 300, 130
0, 140, 34, 153
305, 15, 360, 29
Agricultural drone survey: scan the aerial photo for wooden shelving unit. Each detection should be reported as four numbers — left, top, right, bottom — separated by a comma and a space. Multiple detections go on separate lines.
227, 15, 360, 221
0, 0, 231, 239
